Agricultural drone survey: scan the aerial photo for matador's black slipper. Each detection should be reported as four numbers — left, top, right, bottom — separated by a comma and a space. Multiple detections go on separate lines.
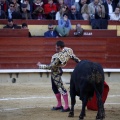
61, 107, 70, 112
51, 106, 63, 110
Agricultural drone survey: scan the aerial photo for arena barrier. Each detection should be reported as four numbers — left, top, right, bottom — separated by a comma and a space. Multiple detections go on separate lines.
0, 69, 120, 83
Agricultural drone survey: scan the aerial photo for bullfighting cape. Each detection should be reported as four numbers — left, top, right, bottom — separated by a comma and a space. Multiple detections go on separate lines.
87, 81, 109, 111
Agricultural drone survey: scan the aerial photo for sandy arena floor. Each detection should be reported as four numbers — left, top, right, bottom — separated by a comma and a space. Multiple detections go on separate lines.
0, 81, 120, 120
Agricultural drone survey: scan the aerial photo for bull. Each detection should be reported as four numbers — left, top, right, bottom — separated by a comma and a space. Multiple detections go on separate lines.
68, 60, 105, 120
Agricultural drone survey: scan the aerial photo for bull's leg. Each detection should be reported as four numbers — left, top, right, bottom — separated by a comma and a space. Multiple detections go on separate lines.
102, 103, 105, 118
68, 85, 76, 117
96, 96, 105, 120
79, 96, 87, 120
95, 83, 105, 120
68, 95, 76, 117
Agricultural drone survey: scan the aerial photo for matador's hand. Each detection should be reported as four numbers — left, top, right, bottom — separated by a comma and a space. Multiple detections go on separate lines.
39, 64, 47, 69
37, 62, 41, 67
37, 62, 47, 69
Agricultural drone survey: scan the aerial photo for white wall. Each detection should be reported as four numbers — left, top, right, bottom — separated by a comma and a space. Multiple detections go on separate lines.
0, 72, 119, 83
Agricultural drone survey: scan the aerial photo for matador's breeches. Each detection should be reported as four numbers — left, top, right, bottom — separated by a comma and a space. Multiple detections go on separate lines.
51, 68, 67, 95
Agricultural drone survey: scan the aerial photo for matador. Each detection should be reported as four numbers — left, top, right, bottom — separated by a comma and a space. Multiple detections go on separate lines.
37, 40, 80, 112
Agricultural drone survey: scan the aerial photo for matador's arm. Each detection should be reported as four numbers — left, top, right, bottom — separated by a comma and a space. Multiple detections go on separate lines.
66, 47, 80, 63
37, 57, 60, 69
71, 53, 81, 63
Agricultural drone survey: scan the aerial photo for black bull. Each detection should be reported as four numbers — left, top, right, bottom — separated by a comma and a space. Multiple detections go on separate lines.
68, 60, 105, 120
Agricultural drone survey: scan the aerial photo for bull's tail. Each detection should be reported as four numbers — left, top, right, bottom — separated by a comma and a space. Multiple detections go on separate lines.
93, 82, 102, 104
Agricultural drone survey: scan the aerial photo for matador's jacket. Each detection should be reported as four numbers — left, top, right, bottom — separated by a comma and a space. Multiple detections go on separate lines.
39, 47, 80, 95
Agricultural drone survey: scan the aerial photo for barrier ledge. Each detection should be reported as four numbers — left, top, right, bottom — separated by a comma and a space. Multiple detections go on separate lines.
0, 69, 120, 73
0, 20, 119, 25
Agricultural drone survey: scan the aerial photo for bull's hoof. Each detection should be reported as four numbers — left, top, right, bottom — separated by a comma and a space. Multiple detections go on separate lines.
96, 117, 105, 120
68, 111, 74, 117
79, 116, 84, 120
96, 112, 105, 120
102, 112, 105, 119
96, 115, 104, 120
79, 113, 86, 120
